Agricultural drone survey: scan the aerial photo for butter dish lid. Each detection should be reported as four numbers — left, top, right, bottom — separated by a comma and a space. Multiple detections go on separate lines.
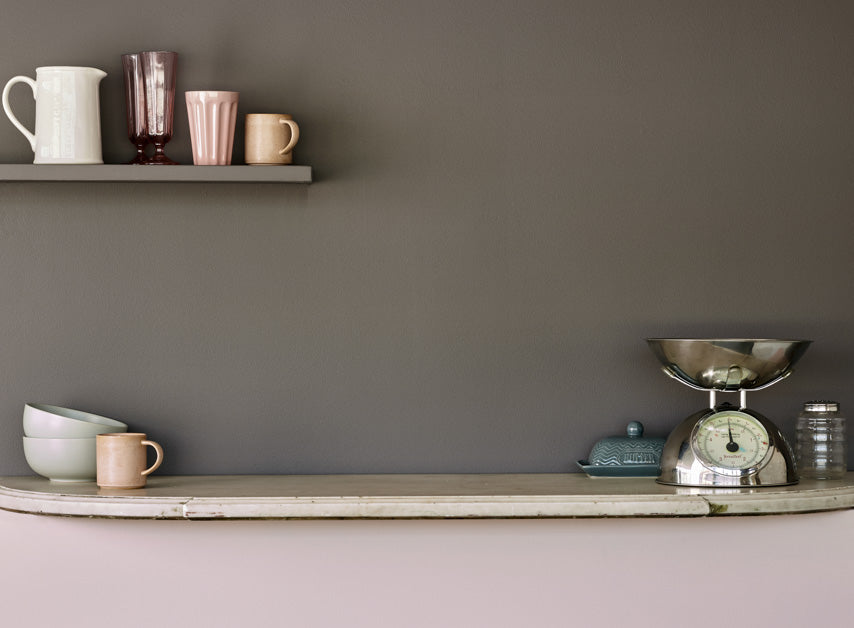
587, 421, 665, 467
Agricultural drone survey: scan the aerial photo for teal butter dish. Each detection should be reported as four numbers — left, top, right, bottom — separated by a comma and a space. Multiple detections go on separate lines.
577, 421, 665, 477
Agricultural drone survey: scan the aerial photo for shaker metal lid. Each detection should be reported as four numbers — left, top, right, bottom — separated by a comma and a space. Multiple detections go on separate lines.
803, 400, 840, 412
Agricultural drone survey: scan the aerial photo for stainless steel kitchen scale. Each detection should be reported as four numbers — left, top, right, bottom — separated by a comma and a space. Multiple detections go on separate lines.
647, 339, 811, 487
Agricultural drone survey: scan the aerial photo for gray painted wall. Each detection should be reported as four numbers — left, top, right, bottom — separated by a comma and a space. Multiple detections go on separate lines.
0, 1, 852, 475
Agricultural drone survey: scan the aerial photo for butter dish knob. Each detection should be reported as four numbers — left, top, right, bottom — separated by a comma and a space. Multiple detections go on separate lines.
626, 421, 644, 438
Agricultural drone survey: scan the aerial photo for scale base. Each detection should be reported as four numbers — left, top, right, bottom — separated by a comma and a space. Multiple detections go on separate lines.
656, 403, 798, 488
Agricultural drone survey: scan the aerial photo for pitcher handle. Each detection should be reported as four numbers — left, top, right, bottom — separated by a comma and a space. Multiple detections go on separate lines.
2, 76, 37, 151
278, 118, 300, 155
141, 440, 164, 476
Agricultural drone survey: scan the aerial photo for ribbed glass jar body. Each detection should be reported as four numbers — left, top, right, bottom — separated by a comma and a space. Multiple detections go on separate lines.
796, 401, 847, 480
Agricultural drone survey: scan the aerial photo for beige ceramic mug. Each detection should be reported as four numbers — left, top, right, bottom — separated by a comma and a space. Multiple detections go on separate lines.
245, 113, 300, 165
96, 433, 164, 489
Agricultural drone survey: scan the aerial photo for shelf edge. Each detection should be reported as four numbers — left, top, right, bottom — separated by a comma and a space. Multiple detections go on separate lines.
0, 164, 312, 183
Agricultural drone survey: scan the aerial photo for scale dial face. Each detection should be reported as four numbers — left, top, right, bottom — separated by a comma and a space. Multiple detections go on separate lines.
691, 410, 771, 475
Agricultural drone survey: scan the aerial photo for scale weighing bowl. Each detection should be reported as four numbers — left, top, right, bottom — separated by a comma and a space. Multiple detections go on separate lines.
646, 338, 811, 392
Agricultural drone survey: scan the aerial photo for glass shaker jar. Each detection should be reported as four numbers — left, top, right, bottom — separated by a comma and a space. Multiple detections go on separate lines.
796, 401, 847, 480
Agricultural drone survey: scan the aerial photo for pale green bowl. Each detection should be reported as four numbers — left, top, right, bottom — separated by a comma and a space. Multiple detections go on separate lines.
22, 436, 96, 482
23, 403, 127, 439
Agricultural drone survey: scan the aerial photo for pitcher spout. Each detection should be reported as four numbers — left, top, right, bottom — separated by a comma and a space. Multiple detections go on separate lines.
77, 67, 107, 81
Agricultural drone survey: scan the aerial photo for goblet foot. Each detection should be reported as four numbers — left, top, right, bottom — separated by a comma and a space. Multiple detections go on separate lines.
145, 154, 179, 165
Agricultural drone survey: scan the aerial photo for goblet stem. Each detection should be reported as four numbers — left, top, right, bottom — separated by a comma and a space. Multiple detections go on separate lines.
129, 139, 148, 164
147, 138, 178, 165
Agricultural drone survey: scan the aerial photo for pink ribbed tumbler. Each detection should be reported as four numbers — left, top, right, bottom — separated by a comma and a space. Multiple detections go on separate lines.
185, 91, 239, 165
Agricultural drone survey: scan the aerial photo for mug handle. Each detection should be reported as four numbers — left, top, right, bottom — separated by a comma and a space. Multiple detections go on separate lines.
141, 440, 164, 476
278, 119, 300, 155
2, 76, 37, 151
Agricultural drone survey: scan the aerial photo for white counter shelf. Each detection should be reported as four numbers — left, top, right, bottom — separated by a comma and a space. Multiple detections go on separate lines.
2, 473, 854, 520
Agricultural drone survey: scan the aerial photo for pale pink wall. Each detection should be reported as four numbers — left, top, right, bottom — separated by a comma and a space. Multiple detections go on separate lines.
0, 509, 849, 627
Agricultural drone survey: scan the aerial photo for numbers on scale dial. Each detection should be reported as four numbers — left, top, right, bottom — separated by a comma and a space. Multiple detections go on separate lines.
694, 411, 770, 471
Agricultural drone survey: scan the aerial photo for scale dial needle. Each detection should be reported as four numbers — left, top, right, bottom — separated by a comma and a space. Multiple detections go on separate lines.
726, 419, 740, 452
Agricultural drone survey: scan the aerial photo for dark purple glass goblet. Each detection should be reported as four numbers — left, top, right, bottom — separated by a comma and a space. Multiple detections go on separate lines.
121, 53, 148, 164
140, 51, 179, 165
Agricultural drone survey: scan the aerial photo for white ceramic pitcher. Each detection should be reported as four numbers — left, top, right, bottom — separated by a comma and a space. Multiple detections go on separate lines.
2, 66, 106, 164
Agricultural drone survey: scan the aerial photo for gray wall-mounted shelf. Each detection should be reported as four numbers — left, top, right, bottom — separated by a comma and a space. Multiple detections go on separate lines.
0, 164, 312, 183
